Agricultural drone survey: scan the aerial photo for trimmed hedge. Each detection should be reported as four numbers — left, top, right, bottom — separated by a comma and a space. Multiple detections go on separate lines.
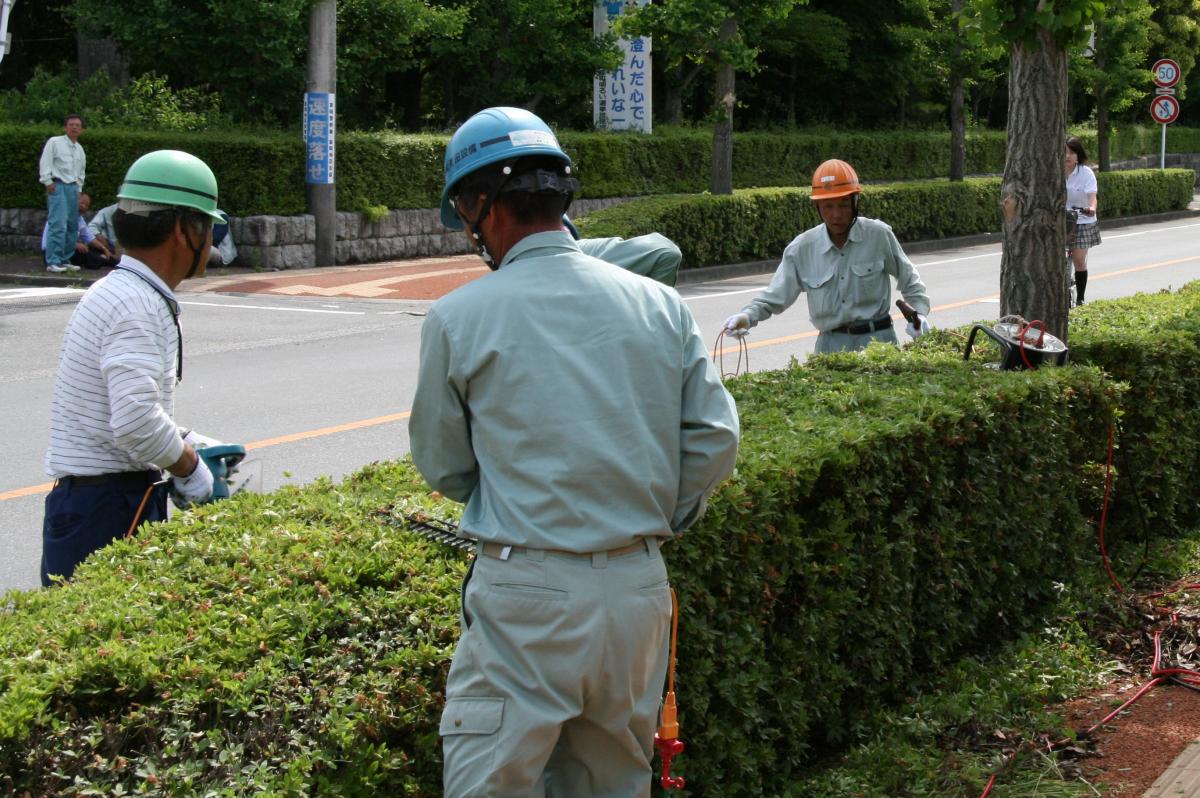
8, 284, 1200, 795
573, 168, 1196, 270
3, 123, 1197, 215
1034, 285, 1200, 537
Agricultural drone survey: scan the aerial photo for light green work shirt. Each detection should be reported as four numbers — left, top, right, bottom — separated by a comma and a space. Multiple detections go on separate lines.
39, 134, 86, 186
409, 230, 739, 552
577, 233, 682, 286
742, 217, 930, 332
88, 203, 119, 248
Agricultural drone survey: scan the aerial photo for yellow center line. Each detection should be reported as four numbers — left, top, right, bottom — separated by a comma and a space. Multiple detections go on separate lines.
7, 255, 1200, 503
244, 412, 411, 450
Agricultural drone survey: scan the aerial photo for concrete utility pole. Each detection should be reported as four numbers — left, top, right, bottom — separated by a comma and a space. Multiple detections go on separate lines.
306, 0, 336, 267
0, 0, 16, 69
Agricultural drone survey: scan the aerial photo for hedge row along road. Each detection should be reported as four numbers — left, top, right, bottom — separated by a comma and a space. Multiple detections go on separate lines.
1, 213, 1199, 593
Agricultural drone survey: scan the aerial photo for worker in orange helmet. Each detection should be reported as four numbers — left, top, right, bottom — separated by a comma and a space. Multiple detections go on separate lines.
723, 159, 931, 354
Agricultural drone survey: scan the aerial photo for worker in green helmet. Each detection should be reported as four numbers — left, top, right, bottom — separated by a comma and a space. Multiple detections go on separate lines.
409, 107, 740, 797
41, 150, 227, 586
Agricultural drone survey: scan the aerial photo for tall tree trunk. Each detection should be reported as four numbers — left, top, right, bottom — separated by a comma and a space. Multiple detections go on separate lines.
949, 0, 965, 181
998, 27, 1070, 341
712, 17, 736, 195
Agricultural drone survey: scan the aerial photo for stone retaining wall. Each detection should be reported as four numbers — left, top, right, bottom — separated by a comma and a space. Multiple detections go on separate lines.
1110, 152, 1200, 179
0, 197, 630, 267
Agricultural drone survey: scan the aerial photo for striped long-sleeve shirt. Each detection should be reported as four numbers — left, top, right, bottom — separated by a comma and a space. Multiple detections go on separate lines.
44, 256, 185, 477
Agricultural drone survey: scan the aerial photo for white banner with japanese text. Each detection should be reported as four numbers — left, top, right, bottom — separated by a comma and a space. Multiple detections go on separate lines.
593, 0, 652, 133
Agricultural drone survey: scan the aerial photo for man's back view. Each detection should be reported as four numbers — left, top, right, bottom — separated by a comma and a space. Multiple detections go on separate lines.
408, 106, 739, 797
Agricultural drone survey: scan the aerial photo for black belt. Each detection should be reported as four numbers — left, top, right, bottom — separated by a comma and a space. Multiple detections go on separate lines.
54, 470, 162, 490
829, 315, 893, 336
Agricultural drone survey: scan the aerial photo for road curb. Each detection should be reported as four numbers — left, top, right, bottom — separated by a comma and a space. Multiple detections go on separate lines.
0, 272, 100, 289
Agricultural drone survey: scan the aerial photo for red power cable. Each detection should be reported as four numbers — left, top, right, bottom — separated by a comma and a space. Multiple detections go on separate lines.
979, 424, 1200, 797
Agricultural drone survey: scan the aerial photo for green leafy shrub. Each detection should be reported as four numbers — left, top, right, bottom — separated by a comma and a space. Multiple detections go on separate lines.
1, 121, 1195, 219
4, 259, 1200, 794
574, 169, 1195, 271
0, 67, 229, 132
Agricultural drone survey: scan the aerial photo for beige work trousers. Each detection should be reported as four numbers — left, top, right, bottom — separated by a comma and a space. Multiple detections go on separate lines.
441, 539, 672, 797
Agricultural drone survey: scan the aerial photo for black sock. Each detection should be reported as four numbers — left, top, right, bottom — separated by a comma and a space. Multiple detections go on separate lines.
1074, 269, 1088, 302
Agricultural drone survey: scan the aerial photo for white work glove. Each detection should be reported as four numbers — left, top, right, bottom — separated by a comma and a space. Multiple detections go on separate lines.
723, 312, 752, 338
182, 429, 222, 449
172, 454, 215, 504
905, 314, 931, 339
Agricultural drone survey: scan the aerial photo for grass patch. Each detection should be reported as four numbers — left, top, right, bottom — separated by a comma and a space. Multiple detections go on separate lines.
788, 529, 1200, 797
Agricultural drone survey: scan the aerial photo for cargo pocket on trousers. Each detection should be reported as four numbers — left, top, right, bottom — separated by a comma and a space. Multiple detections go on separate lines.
441, 696, 504, 737
440, 697, 504, 781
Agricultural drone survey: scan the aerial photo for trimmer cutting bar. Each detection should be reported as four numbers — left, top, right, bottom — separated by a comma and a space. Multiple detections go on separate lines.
377, 509, 476, 553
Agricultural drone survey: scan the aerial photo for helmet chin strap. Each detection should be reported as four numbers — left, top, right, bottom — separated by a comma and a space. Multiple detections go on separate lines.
181, 215, 208, 280
453, 171, 511, 271
462, 214, 498, 270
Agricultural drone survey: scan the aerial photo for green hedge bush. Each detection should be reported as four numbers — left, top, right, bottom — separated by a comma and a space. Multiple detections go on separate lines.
2, 123, 1196, 216
11, 284, 1200, 795
573, 169, 1196, 271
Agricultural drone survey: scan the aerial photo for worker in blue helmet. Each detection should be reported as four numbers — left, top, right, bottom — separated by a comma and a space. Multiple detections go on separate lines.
411, 106, 739, 797
442, 106, 684, 286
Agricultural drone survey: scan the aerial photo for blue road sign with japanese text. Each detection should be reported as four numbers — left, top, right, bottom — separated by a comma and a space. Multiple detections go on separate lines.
304, 92, 336, 185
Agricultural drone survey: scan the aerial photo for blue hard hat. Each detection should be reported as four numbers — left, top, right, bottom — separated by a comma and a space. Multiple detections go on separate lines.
441, 107, 572, 230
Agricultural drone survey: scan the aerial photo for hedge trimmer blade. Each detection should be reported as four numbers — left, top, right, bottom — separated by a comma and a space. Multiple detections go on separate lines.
376, 507, 475, 553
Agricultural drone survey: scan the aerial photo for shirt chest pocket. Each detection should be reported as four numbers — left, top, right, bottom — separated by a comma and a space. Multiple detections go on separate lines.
799, 265, 836, 292
847, 259, 887, 303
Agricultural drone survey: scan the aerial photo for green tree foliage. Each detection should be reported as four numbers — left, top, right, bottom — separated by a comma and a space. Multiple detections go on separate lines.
332, 0, 467, 128
617, 0, 804, 193
70, 0, 466, 127
7, 0, 1199, 136
425, 0, 622, 128
1149, 0, 1200, 117
71, 0, 313, 124
0, 67, 228, 131
1070, 1, 1153, 169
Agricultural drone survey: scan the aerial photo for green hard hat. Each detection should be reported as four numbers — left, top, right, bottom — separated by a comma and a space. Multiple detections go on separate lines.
117, 150, 224, 222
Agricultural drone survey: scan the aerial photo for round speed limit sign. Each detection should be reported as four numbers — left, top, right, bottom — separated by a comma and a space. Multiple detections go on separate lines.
1152, 58, 1181, 88
1151, 95, 1180, 124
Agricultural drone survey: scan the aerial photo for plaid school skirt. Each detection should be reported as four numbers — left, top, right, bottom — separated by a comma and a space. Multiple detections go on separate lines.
1072, 221, 1101, 250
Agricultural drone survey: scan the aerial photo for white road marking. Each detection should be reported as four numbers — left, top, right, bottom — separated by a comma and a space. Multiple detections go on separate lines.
179, 300, 365, 315
0, 287, 84, 301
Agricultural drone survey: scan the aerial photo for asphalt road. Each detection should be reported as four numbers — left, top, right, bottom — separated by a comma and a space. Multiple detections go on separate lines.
3, 214, 1199, 593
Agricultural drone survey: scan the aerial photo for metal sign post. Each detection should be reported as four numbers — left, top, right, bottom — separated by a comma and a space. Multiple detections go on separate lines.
1151, 58, 1182, 170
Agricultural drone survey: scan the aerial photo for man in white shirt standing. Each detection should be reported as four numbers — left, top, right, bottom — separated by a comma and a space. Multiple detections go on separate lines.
39, 114, 87, 273
41, 150, 225, 586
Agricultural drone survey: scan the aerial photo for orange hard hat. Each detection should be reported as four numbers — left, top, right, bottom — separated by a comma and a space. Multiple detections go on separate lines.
810, 159, 861, 200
